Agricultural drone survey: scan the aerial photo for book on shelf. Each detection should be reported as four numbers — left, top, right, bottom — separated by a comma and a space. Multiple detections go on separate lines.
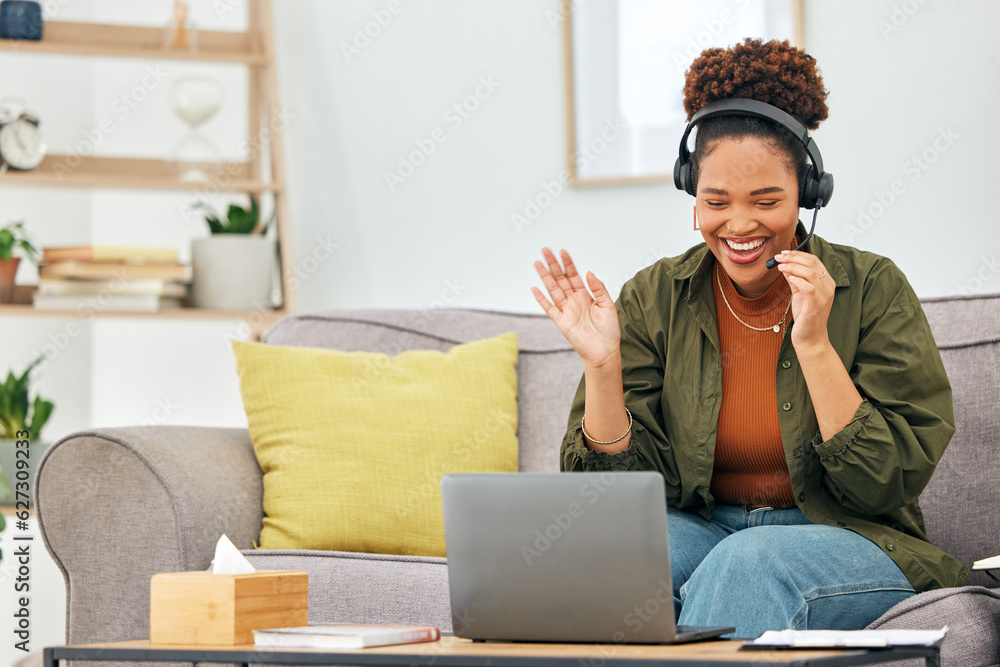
252, 624, 441, 649
42, 245, 179, 264
38, 277, 188, 299
32, 293, 185, 312
38, 261, 191, 282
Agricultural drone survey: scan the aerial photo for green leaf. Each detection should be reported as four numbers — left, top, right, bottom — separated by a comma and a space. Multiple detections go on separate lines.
249, 194, 261, 232
0, 228, 12, 259
226, 204, 246, 231
0, 356, 48, 438
0, 221, 38, 262
28, 397, 53, 438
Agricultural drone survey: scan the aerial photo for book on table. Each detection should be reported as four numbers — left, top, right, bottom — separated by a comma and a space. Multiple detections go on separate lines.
252, 624, 441, 649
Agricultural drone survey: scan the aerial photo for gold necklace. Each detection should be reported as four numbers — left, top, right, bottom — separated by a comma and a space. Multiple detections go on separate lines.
716, 263, 792, 334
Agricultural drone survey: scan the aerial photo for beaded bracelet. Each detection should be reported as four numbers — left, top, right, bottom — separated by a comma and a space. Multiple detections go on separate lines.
581, 407, 633, 445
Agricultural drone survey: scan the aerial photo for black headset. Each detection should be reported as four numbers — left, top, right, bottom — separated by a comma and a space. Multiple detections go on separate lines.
673, 98, 834, 210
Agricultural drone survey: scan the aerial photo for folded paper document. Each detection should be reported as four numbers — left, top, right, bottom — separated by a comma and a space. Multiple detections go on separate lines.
745, 626, 948, 649
973, 554, 1000, 570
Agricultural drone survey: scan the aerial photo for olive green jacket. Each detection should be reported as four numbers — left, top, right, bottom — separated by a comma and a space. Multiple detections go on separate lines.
560, 223, 968, 593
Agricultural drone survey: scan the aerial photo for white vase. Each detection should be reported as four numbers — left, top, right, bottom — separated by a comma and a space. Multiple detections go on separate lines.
191, 236, 275, 310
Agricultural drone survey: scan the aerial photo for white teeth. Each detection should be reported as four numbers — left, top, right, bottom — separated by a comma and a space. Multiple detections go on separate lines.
725, 238, 765, 251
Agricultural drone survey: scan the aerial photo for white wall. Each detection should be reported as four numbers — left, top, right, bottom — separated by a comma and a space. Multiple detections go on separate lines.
2, 0, 996, 436
276, 0, 1000, 315
0, 1, 996, 656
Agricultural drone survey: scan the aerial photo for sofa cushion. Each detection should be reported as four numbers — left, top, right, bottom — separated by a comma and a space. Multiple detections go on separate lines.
243, 549, 452, 632
232, 332, 519, 558
866, 585, 1000, 666
263, 308, 583, 473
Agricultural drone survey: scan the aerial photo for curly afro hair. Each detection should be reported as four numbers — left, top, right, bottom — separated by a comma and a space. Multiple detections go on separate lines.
683, 38, 828, 129
682, 39, 829, 193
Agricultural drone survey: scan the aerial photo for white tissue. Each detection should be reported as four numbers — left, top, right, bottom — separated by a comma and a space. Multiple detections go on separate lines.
210, 534, 256, 574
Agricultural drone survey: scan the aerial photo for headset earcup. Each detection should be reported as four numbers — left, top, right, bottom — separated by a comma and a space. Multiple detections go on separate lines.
673, 156, 686, 193
674, 157, 695, 197
817, 172, 834, 207
684, 162, 696, 197
799, 165, 816, 209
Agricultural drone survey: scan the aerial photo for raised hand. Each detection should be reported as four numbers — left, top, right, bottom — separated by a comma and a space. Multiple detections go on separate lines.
531, 247, 621, 370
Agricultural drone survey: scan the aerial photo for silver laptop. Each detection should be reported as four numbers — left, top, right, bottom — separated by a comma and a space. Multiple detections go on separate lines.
440, 472, 734, 644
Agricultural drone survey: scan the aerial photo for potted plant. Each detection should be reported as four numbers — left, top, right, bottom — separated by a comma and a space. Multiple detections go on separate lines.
190, 193, 277, 310
0, 220, 41, 304
0, 354, 54, 507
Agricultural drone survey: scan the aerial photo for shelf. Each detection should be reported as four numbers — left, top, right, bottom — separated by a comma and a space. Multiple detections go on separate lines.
0, 21, 266, 65
0, 302, 289, 320
1, 286, 288, 334
0, 155, 283, 192
1, 1, 298, 326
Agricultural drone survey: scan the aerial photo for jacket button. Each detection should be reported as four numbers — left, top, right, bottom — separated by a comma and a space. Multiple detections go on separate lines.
793, 448, 802, 457
782, 360, 792, 369
837, 521, 846, 527
798, 493, 805, 502
885, 543, 895, 552
782, 402, 792, 411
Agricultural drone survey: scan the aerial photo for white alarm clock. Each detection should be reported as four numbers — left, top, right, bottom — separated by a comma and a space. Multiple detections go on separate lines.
0, 112, 45, 171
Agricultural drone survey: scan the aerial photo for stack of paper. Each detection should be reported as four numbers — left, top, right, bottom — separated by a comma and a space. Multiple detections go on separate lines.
973, 554, 1000, 570
746, 626, 948, 648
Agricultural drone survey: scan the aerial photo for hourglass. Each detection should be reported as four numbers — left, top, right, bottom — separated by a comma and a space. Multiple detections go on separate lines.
170, 74, 224, 182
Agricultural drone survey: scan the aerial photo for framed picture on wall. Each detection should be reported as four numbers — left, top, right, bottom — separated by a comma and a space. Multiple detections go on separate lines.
564, 0, 804, 186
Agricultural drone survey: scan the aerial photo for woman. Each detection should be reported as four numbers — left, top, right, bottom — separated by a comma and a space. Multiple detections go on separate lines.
531, 39, 965, 638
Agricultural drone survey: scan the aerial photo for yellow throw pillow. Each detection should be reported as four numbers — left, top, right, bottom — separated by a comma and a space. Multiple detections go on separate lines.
231, 332, 519, 558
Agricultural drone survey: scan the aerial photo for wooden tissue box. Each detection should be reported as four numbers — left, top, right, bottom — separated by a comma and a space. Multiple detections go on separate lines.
150, 570, 308, 645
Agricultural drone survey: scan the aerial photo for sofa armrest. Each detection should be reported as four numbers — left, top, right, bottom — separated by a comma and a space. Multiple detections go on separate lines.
35, 426, 263, 644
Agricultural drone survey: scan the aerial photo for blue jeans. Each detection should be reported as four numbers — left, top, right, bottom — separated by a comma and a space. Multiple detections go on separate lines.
670, 505, 915, 639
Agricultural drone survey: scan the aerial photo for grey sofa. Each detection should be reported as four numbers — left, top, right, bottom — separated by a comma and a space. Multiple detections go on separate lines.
36, 297, 1000, 665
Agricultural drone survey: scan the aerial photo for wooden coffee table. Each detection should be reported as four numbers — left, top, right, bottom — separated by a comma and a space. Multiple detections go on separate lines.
44, 635, 941, 667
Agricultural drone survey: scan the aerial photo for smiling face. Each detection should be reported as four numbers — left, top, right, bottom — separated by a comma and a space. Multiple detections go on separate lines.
696, 137, 800, 298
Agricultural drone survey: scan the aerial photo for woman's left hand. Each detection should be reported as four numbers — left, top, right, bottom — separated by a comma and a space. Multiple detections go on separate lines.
774, 250, 835, 351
